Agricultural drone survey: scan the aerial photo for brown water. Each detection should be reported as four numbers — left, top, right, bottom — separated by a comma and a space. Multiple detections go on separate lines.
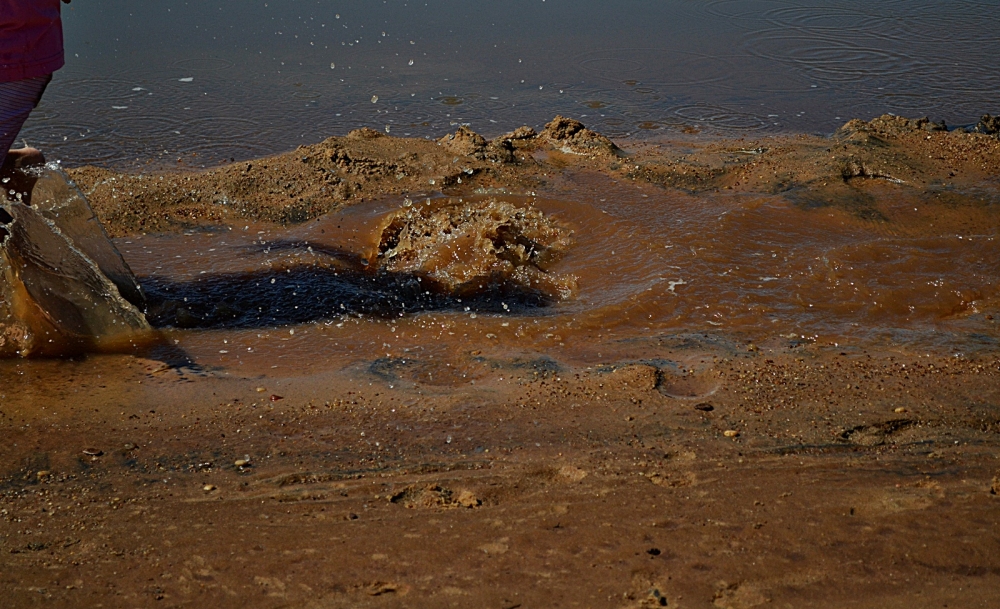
97, 173, 999, 377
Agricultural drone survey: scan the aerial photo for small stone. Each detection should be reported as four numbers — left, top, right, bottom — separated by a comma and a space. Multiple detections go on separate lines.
36, 470, 51, 478
255, 387, 267, 393
991, 475, 999, 496
723, 430, 739, 438
894, 407, 907, 413
235, 459, 250, 467
557, 465, 588, 483
203, 484, 216, 492
695, 403, 714, 412
123, 443, 137, 450
270, 394, 284, 402
455, 490, 481, 508
82, 448, 103, 457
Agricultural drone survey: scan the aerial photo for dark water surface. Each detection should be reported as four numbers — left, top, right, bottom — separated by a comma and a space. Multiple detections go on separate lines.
21, 0, 1000, 168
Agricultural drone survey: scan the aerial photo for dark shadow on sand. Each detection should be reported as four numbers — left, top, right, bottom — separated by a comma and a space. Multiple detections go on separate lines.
141, 245, 559, 330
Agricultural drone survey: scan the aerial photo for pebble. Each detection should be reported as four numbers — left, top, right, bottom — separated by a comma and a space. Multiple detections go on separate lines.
82, 448, 103, 457
255, 387, 267, 393
456, 490, 482, 508
894, 407, 907, 413
203, 484, 216, 492
270, 394, 284, 402
235, 458, 251, 467
723, 430, 740, 438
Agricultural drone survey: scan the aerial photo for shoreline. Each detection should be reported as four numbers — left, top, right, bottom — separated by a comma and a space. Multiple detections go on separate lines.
66, 114, 1000, 238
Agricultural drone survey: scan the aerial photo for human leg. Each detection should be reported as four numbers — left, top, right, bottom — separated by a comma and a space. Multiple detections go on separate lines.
1, 75, 53, 205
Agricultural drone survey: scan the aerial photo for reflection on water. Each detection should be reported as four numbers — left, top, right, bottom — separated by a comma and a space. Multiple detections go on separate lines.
19, 0, 1000, 168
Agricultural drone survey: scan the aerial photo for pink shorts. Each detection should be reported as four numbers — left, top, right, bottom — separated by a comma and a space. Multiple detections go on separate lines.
0, 75, 51, 166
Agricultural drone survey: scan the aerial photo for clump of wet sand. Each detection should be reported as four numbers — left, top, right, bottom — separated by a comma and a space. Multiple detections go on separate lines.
375, 197, 575, 299
67, 123, 542, 237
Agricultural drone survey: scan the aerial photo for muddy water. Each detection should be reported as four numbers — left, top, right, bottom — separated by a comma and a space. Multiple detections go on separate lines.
23, 0, 1000, 168
101, 177, 999, 377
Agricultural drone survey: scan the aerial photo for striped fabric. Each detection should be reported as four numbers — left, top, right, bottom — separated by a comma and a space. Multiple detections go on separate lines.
0, 75, 50, 167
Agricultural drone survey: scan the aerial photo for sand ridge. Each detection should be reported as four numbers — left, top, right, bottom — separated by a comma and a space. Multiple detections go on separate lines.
65, 114, 1000, 238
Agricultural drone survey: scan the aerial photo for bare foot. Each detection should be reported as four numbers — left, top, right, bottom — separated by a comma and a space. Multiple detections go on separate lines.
1, 147, 46, 205
4, 147, 45, 169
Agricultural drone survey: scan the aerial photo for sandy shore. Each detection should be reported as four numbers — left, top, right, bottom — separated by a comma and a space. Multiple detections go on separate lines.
3, 116, 1000, 607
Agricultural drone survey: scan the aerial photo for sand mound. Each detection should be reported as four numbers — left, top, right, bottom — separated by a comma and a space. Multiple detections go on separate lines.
542, 115, 620, 156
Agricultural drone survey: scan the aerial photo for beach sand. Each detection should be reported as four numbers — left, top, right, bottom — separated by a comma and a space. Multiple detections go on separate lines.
2, 116, 1000, 607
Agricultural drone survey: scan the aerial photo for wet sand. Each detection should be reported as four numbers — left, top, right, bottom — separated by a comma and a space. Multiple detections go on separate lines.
3, 116, 1000, 607
69, 115, 1000, 238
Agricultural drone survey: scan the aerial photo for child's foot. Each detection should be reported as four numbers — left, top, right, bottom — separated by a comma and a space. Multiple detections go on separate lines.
3, 147, 45, 169
1, 147, 46, 205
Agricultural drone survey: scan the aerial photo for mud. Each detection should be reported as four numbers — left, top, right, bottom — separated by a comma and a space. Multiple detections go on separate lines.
627, 114, 1000, 218
67, 114, 1000, 239
3, 115, 1000, 607
67, 123, 540, 237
